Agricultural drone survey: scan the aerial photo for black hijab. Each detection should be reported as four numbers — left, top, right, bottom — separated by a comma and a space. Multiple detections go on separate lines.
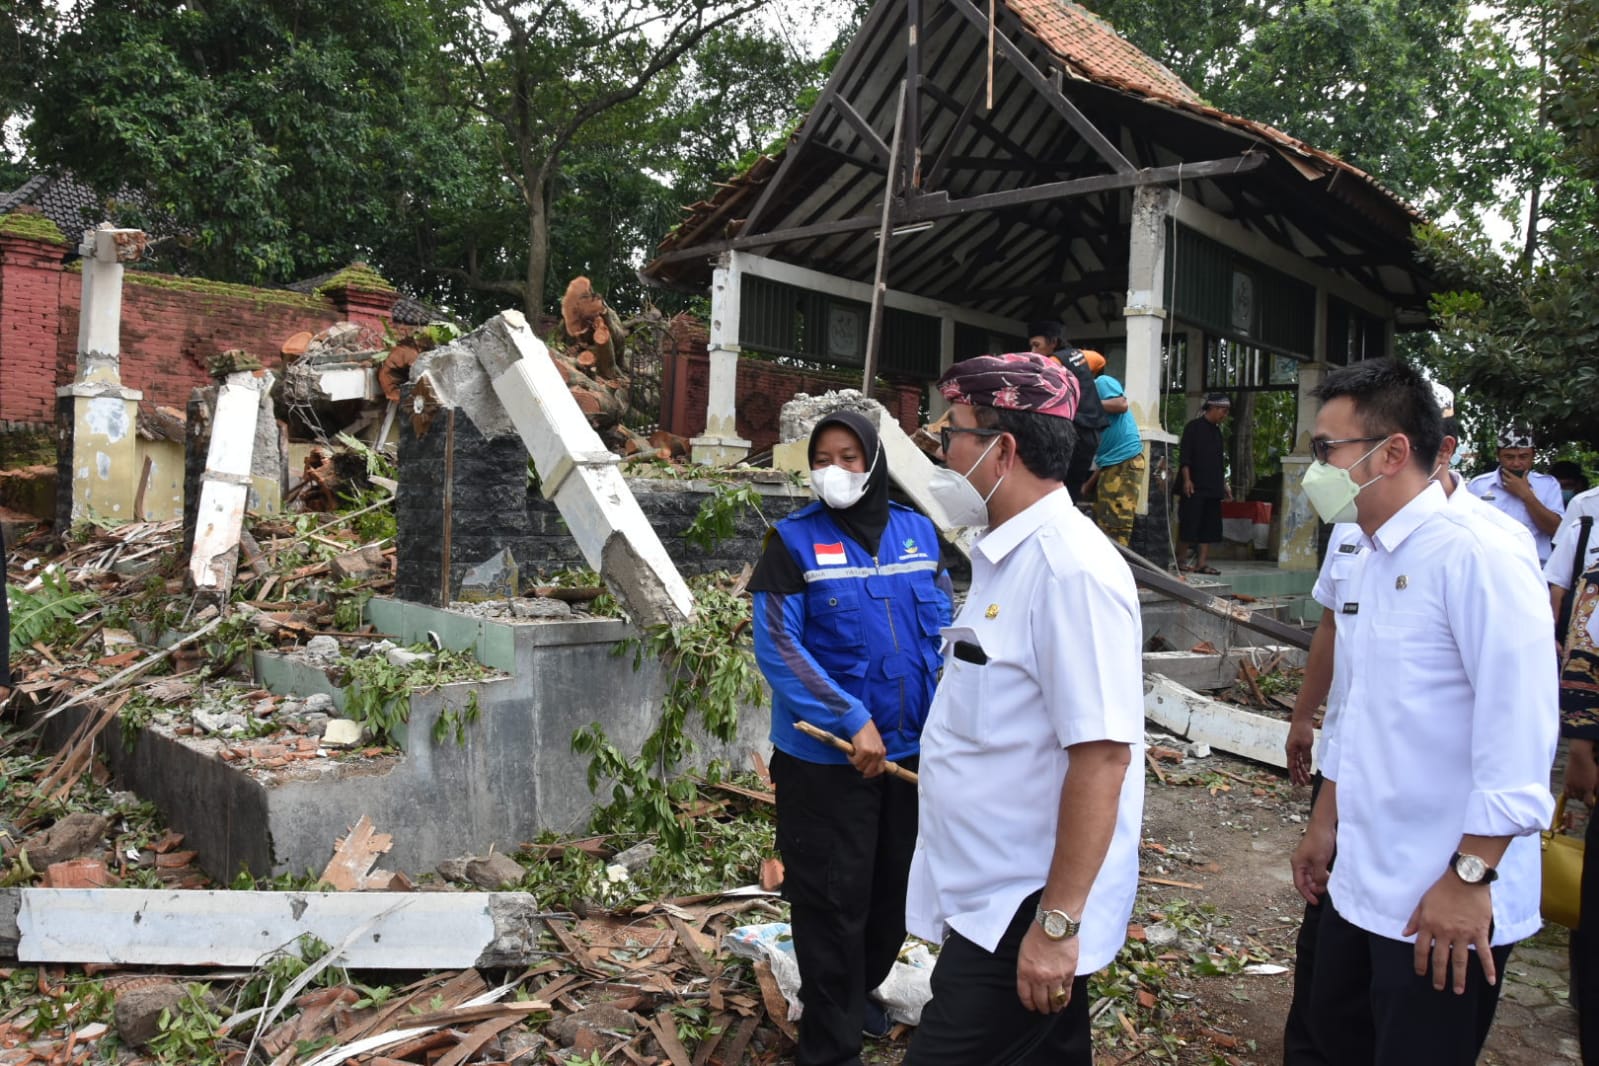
748, 409, 891, 595
807, 410, 890, 557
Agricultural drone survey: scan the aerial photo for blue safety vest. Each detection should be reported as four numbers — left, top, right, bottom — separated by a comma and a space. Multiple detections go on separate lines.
753, 501, 950, 764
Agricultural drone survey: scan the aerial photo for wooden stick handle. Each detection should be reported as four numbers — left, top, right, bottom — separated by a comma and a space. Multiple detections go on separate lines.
793, 721, 919, 785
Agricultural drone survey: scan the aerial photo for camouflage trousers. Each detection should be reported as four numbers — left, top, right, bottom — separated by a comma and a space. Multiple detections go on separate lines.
1094, 452, 1145, 546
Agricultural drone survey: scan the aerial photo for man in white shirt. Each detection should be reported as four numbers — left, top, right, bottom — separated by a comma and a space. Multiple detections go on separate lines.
1278, 416, 1541, 1065
904, 352, 1144, 1066
1466, 424, 1566, 563
1289, 359, 1557, 1065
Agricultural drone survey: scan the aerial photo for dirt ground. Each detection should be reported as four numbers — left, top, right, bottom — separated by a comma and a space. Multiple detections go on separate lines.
856, 750, 1582, 1065
1135, 752, 1581, 1065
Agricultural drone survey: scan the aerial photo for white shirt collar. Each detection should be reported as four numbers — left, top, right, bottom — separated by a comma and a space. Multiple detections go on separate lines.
1370, 479, 1446, 554
974, 487, 1073, 565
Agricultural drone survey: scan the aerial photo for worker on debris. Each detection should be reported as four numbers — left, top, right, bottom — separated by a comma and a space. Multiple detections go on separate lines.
1027, 321, 1109, 502
1289, 358, 1556, 1065
1076, 349, 1144, 546
904, 353, 1144, 1066
748, 408, 951, 1066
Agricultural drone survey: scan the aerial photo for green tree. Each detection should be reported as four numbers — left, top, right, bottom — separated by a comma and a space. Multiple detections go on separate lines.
25, 0, 460, 285
426, 0, 802, 319
1087, 0, 1538, 220
1418, 0, 1599, 450
0, 0, 58, 186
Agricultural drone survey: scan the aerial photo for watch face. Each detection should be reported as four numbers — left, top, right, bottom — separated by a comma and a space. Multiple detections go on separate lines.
1044, 911, 1070, 938
1454, 853, 1488, 883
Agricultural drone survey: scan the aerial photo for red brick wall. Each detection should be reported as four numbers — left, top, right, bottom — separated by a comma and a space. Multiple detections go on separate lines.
664, 347, 925, 454
0, 234, 397, 424
0, 235, 67, 426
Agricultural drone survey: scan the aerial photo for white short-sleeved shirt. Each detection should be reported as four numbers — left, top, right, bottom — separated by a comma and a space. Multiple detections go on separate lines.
1465, 468, 1566, 563
1321, 482, 1558, 946
906, 489, 1145, 974
1545, 486, 1599, 591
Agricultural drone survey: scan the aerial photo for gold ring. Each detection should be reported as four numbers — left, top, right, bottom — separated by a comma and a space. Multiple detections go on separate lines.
1052, 988, 1068, 1004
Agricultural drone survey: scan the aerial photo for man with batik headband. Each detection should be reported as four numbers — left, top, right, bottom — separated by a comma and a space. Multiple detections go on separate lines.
905, 353, 1144, 1066
1466, 424, 1565, 563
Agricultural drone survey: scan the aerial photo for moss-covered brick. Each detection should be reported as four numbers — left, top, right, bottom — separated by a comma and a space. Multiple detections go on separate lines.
315, 262, 397, 295
0, 212, 68, 245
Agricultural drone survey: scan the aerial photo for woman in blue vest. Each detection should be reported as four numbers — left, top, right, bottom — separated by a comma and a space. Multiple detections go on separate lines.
750, 409, 952, 1066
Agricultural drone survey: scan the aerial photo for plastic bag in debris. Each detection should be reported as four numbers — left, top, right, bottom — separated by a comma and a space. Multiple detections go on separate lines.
723, 922, 936, 1026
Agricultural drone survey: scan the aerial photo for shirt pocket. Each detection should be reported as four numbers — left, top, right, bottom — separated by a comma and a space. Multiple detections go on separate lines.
935, 653, 986, 743
806, 586, 866, 667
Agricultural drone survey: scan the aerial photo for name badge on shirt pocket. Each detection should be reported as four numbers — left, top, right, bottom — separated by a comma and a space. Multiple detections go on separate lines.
1342, 602, 1359, 614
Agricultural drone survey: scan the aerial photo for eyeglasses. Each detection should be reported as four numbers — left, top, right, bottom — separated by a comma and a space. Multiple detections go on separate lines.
1310, 436, 1386, 463
939, 426, 1004, 454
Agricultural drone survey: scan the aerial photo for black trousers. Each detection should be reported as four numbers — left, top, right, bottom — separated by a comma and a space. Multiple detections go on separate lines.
903, 890, 1092, 1066
1308, 899, 1511, 1066
1574, 801, 1599, 1064
771, 748, 919, 1066
1283, 774, 1331, 1066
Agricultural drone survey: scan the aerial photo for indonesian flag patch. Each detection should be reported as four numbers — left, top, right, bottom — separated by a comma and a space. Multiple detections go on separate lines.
813, 542, 847, 566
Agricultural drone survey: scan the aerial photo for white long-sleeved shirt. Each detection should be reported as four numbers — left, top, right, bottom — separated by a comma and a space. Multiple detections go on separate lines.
1308, 472, 1539, 765
1320, 481, 1557, 945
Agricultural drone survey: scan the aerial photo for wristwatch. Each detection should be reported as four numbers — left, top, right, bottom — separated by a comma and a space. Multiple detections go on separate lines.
1450, 851, 1499, 885
1035, 904, 1081, 940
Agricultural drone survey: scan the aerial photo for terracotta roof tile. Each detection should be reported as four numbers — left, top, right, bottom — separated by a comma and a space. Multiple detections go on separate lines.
1008, 0, 1200, 104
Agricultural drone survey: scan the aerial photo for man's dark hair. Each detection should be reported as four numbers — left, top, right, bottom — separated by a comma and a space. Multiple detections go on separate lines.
1441, 415, 1462, 441
972, 405, 1077, 482
1026, 320, 1066, 346
1552, 460, 1590, 490
1311, 358, 1442, 470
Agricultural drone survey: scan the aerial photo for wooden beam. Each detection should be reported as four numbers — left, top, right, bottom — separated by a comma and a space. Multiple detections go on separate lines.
907, 0, 924, 189
830, 93, 892, 163
946, 0, 1134, 173
912, 154, 1266, 221
652, 154, 1267, 268
862, 82, 909, 393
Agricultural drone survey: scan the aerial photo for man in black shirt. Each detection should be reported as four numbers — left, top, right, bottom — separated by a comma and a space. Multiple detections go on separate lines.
1176, 394, 1231, 574
1027, 321, 1109, 501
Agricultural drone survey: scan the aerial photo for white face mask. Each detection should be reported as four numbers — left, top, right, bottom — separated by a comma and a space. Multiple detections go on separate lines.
810, 448, 878, 510
929, 435, 1005, 527
1301, 436, 1391, 524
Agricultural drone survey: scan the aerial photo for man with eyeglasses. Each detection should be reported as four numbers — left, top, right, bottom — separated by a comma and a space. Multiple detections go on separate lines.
1279, 414, 1536, 1065
1288, 358, 1555, 1065
908, 352, 1143, 1066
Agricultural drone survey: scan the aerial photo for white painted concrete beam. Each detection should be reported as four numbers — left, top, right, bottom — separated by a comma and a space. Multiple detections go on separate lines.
1, 889, 543, 970
1144, 673, 1316, 772
467, 311, 694, 629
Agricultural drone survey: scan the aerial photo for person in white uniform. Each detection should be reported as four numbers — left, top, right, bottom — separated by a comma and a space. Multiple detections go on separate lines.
1278, 415, 1540, 1065
1290, 359, 1557, 1065
1466, 423, 1566, 563
903, 352, 1144, 1066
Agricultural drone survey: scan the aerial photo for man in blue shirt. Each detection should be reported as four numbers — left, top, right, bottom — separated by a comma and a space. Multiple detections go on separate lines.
1080, 351, 1144, 545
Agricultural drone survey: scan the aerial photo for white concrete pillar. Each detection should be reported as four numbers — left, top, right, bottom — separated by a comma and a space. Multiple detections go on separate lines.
1123, 185, 1174, 515
1124, 187, 1172, 430
691, 252, 752, 466
928, 316, 956, 420
1276, 358, 1330, 571
60, 225, 146, 524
